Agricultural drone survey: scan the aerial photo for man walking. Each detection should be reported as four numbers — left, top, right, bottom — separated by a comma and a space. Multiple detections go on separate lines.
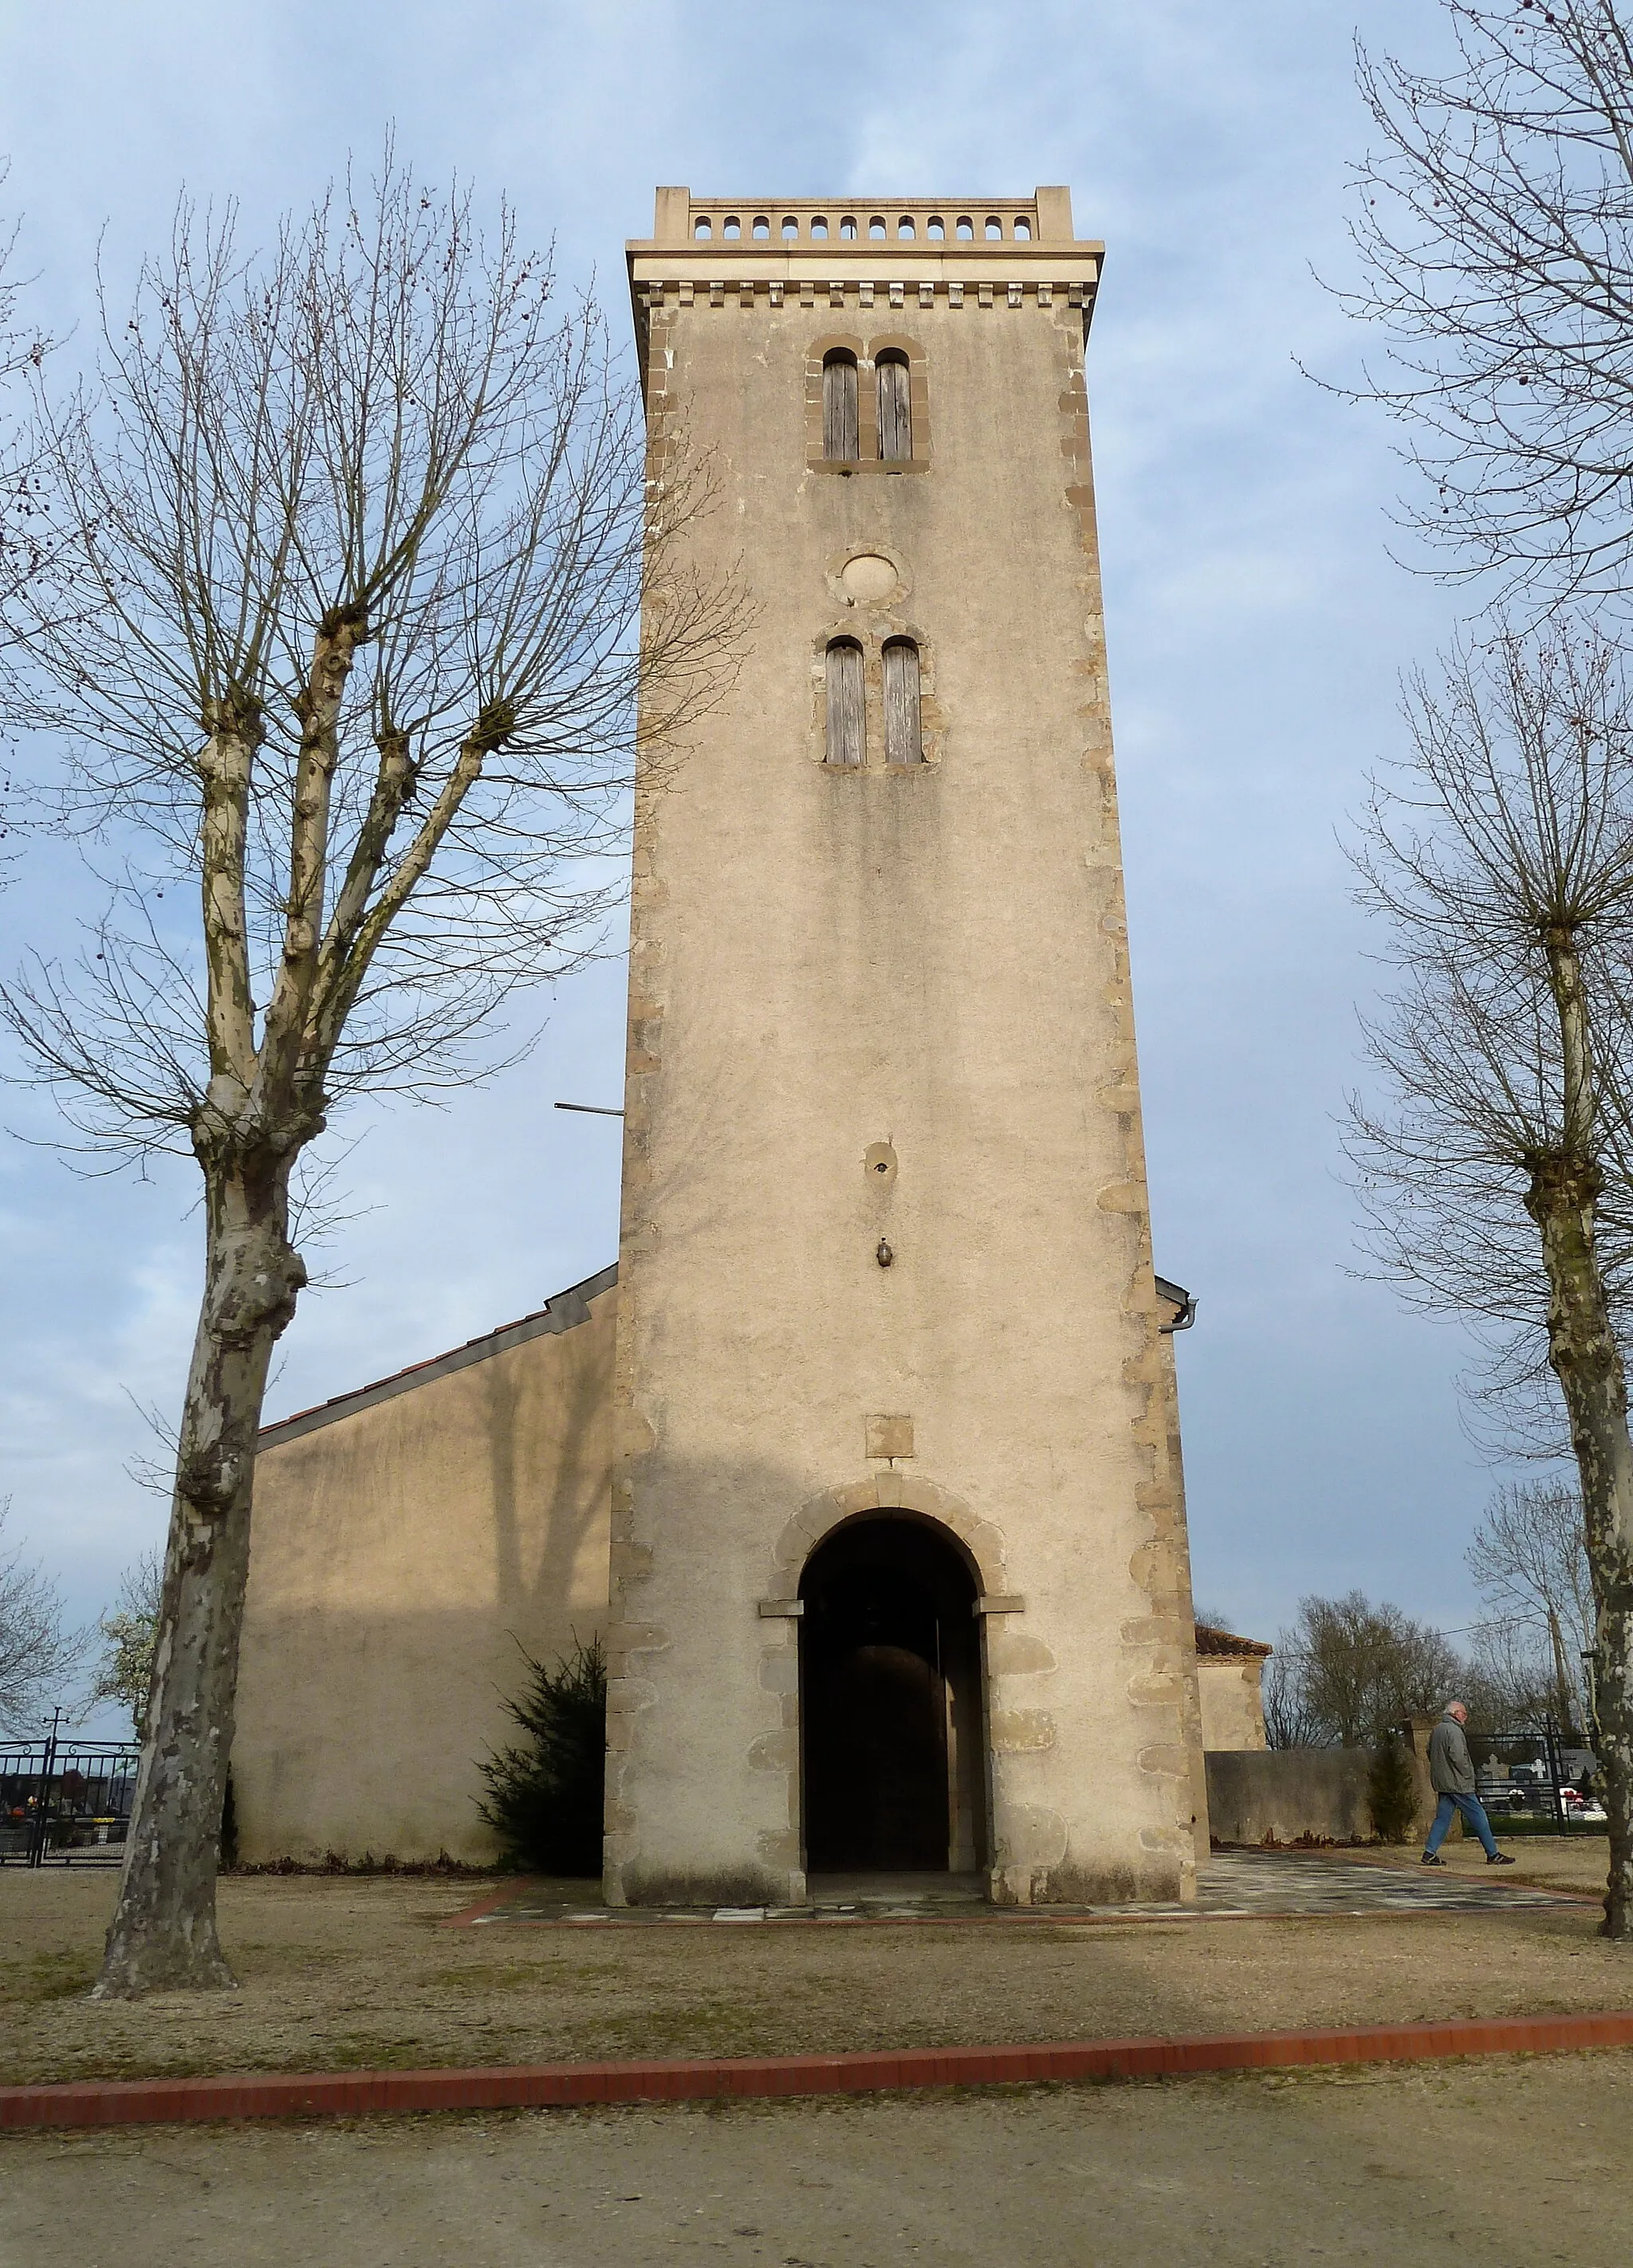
1422, 1700, 1514, 1865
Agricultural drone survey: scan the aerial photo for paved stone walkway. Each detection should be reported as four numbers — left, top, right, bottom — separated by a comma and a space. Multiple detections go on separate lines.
463, 1849, 1587, 1928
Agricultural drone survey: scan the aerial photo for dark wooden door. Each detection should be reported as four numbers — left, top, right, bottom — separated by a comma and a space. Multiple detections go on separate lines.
805, 1640, 949, 1871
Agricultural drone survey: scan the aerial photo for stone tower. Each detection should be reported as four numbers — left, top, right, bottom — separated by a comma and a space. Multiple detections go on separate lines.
608, 188, 1206, 1908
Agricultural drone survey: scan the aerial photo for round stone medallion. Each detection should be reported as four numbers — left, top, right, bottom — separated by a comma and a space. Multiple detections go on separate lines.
840, 552, 899, 603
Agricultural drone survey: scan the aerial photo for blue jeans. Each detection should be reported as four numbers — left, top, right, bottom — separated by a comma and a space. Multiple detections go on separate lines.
1425, 1791, 1499, 1857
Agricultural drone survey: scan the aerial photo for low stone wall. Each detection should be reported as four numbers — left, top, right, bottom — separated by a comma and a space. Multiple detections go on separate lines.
1205, 1746, 1434, 1846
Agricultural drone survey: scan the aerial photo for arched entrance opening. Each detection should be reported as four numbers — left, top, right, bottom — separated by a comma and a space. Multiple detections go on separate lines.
799, 1515, 987, 1878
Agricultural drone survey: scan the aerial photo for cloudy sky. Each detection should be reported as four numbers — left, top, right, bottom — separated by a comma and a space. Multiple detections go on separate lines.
0, 0, 1526, 1722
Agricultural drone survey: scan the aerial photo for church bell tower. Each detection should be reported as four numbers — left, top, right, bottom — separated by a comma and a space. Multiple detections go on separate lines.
607, 188, 1206, 1907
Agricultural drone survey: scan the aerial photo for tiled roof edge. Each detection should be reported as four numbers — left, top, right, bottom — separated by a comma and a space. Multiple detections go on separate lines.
258, 1263, 620, 1450
1194, 1621, 1273, 1661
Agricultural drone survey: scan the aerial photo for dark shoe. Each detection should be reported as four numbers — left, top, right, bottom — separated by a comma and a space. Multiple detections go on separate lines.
1421, 1852, 1447, 1865
1487, 1851, 1516, 1865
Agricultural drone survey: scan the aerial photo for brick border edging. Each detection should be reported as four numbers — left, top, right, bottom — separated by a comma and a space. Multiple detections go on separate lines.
5, 2011, 1632, 2131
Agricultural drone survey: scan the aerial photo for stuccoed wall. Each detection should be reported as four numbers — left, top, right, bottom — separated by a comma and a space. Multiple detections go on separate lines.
1197, 1658, 1269, 1752
1205, 1750, 1375, 1845
1205, 1746, 1435, 1846
608, 192, 1206, 1908
234, 1275, 616, 1865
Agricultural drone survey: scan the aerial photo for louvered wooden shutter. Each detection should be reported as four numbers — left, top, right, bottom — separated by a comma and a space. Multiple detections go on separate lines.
823, 354, 859, 461
883, 639, 923, 765
877, 354, 911, 461
825, 640, 865, 766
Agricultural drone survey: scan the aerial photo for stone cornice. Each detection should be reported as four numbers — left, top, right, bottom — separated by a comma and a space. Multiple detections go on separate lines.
625, 187, 1104, 381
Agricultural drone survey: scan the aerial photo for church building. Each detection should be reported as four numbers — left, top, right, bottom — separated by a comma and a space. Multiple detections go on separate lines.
234, 189, 1233, 1905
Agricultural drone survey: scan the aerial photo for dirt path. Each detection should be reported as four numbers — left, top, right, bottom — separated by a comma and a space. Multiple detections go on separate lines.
2, 2053, 1628, 2267
3, 1865, 1630, 2089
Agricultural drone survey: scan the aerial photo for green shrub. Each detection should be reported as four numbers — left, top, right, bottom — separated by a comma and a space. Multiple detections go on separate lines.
1367, 1735, 1419, 1842
478, 1635, 606, 1874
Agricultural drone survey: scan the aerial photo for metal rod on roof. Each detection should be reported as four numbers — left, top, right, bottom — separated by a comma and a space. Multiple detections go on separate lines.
553, 1103, 624, 1116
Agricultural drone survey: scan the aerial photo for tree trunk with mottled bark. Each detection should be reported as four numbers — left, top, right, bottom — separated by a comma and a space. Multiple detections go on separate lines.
1523, 936, 1633, 1939
96, 1155, 305, 1994
1528, 1156, 1633, 1940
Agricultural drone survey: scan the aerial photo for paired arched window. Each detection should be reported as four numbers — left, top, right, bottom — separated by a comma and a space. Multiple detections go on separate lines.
883, 639, 923, 765
876, 352, 911, 462
824, 637, 923, 767
824, 639, 865, 767
823, 351, 859, 461
821, 348, 914, 462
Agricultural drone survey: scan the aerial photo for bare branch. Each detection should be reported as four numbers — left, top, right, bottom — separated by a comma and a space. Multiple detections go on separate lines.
1340, 2, 1633, 605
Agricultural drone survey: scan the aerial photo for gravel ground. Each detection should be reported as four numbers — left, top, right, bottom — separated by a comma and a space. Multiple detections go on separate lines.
2, 1861, 1630, 2088
2, 2052, 1630, 2267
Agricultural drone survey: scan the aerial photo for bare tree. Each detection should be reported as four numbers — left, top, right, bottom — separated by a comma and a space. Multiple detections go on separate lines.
1345, 1, 1633, 604
0, 159, 739, 1995
1263, 1591, 1462, 1749
1467, 1479, 1595, 1724
0, 1501, 86, 1732
1348, 620, 1633, 1932
1465, 1606, 1565, 1726
91, 1551, 163, 1740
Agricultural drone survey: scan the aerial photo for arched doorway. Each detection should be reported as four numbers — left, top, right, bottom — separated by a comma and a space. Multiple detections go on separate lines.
799, 1515, 987, 1877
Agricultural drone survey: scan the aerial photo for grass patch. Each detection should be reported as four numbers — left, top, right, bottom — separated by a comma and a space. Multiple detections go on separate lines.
1, 1952, 100, 2006
423, 1963, 565, 1994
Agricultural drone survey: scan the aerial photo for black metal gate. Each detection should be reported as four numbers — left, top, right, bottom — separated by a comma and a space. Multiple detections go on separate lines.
1470, 1716, 1603, 1833
0, 1726, 140, 1865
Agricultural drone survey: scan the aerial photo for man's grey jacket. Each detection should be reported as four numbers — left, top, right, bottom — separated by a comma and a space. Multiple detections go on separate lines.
1428, 1709, 1477, 1796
